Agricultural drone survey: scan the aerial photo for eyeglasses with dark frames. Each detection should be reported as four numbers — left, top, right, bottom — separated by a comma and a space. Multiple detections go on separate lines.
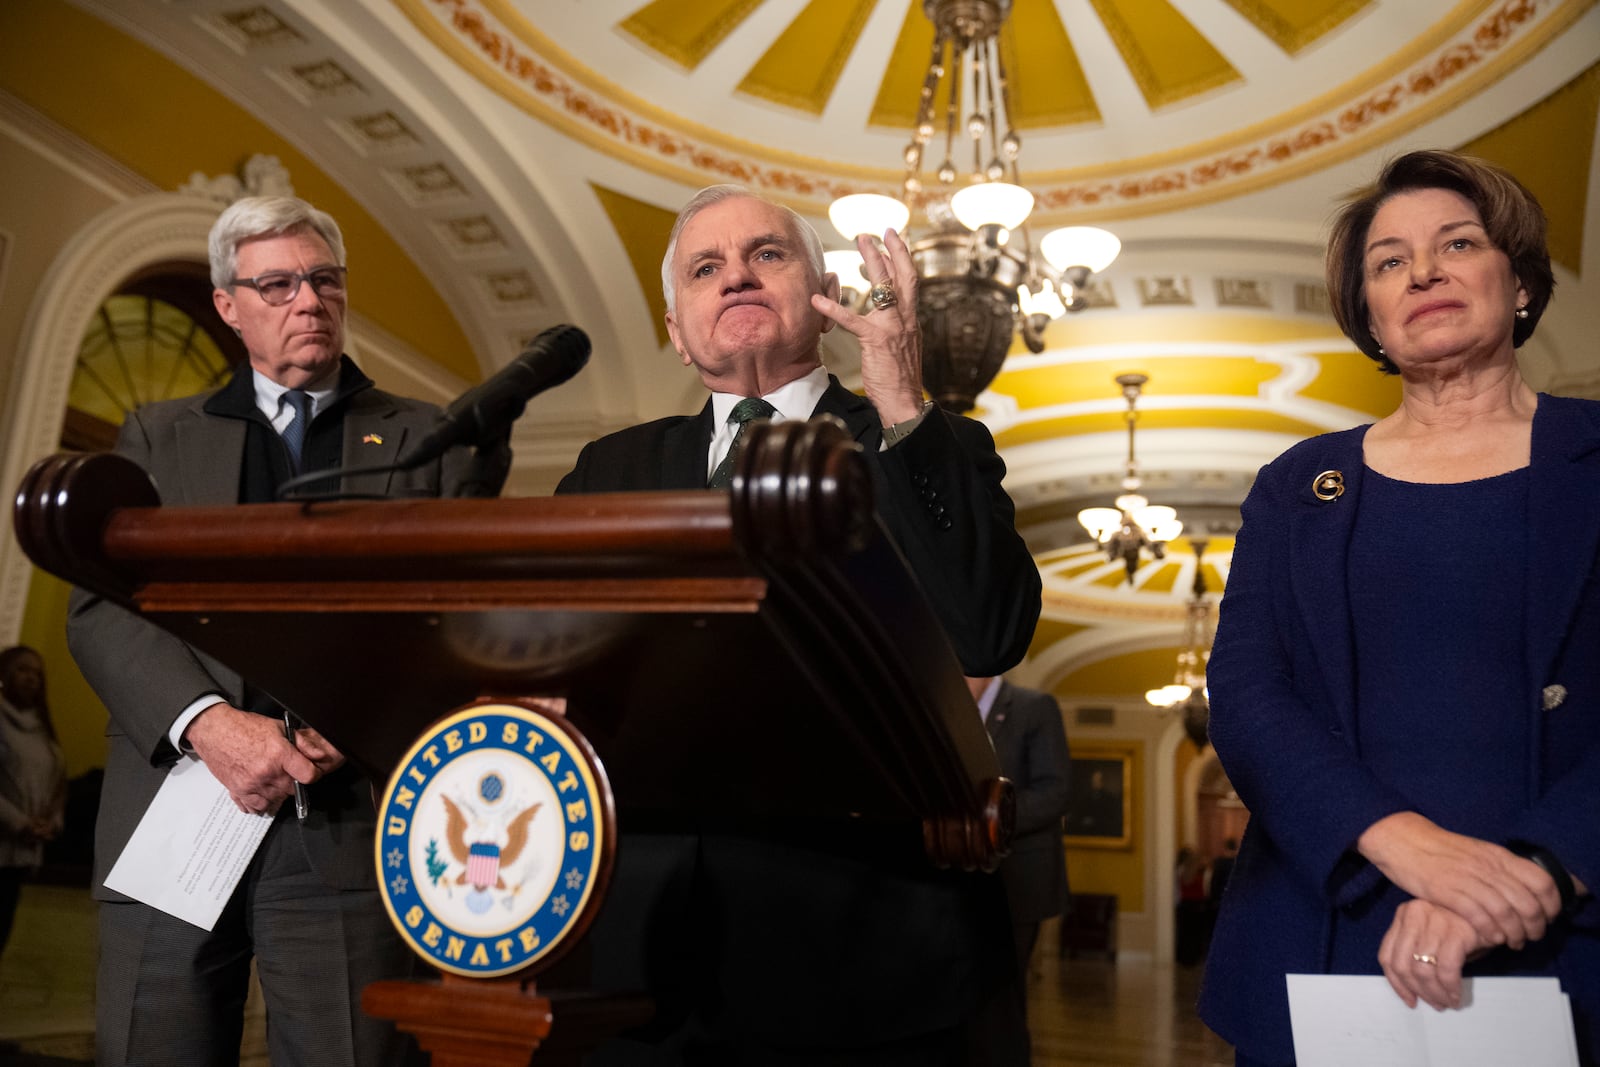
229, 266, 348, 306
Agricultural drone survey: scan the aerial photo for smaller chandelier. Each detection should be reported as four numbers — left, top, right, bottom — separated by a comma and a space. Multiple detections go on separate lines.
1078, 372, 1183, 584
827, 0, 1120, 413
1146, 539, 1215, 749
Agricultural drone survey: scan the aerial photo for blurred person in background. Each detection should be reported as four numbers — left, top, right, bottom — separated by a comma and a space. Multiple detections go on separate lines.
0, 645, 66, 959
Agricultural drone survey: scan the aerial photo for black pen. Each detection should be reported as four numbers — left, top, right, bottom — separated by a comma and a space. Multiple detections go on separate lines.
283, 710, 309, 819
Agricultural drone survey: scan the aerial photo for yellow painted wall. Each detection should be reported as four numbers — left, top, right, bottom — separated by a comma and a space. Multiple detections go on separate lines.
1064, 739, 1144, 913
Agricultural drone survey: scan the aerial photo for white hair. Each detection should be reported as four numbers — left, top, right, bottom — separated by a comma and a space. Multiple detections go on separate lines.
208, 196, 346, 289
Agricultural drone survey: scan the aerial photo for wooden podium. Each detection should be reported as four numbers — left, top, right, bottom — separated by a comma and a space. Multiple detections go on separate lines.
13, 419, 1013, 1064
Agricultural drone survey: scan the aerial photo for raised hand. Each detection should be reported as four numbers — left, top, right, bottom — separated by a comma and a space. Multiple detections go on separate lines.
812, 228, 924, 426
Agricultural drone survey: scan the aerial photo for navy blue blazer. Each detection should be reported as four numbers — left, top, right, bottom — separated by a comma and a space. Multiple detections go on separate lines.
1198, 394, 1600, 1064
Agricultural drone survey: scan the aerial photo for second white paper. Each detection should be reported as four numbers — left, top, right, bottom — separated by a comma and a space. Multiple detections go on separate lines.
1287, 974, 1578, 1067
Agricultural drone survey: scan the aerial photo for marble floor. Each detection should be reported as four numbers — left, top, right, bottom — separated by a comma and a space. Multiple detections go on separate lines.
0, 883, 1232, 1065
0, 883, 269, 1066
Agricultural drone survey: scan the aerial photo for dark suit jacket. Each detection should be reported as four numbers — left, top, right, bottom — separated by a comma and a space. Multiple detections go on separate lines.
554, 376, 1040, 1053
1198, 395, 1600, 1064
68, 358, 490, 900
558, 376, 1040, 675
987, 682, 1070, 924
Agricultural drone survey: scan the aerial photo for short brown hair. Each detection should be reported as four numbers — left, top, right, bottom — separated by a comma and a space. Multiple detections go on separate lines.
1325, 149, 1554, 373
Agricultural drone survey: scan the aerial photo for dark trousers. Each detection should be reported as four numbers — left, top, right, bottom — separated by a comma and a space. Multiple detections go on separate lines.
1012, 921, 1040, 979
1175, 899, 1212, 965
572, 833, 1029, 1067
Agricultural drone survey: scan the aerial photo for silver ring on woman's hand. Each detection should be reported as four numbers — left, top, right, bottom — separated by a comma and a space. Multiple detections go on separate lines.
867, 283, 898, 311
1412, 953, 1437, 965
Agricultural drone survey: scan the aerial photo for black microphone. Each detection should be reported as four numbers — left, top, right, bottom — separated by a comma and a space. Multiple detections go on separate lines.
398, 324, 590, 470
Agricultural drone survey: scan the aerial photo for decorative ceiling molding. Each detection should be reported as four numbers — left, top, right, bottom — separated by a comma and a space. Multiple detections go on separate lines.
399, 0, 867, 208
397, 0, 1588, 219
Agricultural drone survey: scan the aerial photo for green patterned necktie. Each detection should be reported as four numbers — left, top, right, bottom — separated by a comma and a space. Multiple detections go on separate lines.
707, 397, 776, 488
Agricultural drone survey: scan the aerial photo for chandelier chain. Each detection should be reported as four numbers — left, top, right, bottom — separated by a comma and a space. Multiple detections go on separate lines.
1123, 377, 1144, 489
827, 0, 1119, 412
944, 36, 963, 185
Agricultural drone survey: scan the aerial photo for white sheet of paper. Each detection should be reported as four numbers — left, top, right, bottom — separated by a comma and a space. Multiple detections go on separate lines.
103, 755, 275, 931
1287, 974, 1578, 1067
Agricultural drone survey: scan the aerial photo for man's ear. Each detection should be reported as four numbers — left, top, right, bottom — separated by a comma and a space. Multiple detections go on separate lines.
665, 310, 691, 367
213, 288, 239, 334
818, 272, 840, 335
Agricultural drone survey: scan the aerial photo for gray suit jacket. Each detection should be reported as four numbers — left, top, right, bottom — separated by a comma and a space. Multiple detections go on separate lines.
68, 360, 488, 899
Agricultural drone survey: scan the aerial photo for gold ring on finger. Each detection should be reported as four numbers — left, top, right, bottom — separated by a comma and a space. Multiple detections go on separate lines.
1411, 953, 1437, 965
867, 283, 898, 311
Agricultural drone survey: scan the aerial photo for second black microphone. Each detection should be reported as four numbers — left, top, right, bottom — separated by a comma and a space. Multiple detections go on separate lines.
398, 324, 591, 470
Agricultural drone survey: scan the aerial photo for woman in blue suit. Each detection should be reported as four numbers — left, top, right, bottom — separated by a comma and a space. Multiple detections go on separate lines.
1199, 149, 1598, 1066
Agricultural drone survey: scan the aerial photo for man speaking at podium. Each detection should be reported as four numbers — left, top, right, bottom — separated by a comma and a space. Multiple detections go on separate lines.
557, 185, 1041, 1065
67, 195, 506, 1067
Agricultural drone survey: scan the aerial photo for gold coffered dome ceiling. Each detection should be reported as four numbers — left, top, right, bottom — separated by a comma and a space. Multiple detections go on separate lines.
621, 0, 1347, 120
402, 0, 1596, 221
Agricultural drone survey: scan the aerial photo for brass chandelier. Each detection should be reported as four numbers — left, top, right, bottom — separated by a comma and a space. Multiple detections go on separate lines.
1077, 373, 1183, 584
826, 0, 1120, 412
1146, 539, 1215, 749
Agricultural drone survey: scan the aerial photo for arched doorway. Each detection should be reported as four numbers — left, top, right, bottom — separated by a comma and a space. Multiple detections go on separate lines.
64, 263, 244, 450
1, 193, 221, 644
1, 194, 225, 785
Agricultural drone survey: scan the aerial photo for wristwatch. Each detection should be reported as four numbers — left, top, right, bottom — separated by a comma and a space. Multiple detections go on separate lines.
881, 400, 934, 447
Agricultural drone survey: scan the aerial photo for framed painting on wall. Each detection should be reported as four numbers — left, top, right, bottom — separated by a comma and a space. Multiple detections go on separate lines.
1064, 745, 1133, 849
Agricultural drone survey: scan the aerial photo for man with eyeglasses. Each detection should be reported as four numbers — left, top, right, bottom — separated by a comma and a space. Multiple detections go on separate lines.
67, 195, 505, 1067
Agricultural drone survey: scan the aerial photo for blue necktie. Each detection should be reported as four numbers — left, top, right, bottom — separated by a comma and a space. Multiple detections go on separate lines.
281, 390, 313, 472
707, 397, 776, 489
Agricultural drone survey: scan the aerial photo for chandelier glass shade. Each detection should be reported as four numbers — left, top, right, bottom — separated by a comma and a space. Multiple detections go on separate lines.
827, 0, 1119, 413
949, 181, 1033, 230
1078, 373, 1183, 584
828, 194, 910, 243
823, 249, 870, 293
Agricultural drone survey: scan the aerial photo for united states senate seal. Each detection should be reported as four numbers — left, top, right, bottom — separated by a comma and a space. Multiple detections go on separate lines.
375, 700, 614, 978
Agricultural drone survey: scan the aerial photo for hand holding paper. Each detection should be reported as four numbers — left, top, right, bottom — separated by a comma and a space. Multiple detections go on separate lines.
104, 756, 275, 931
185, 702, 318, 814
1377, 898, 1486, 1010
